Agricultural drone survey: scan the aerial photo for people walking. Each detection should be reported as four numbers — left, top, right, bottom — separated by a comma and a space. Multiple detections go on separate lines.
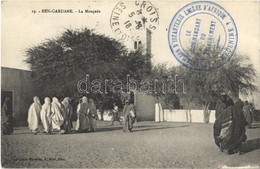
28, 96, 42, 135
75, 98, 82, 132
40, 97, 52, 134
51, 97, 64, 133
122, 100, 136, 132
60, 97, 73, 134
89, 99, 98, 132
78, 96, 90, 132
214, 95, 228, 148
111, 103, 122, 125
214, 94, 247, 155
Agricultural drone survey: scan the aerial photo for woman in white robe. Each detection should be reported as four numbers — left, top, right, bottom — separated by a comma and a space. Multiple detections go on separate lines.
28, 96, 42, 134
40, 97, 51, 134
51, 97, 64, 131
75, 98, 82, 131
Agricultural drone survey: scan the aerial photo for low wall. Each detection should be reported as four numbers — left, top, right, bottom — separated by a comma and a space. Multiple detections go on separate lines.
156, 109, 216, 123
98, 108, 217, 123
97, 110, 124, 121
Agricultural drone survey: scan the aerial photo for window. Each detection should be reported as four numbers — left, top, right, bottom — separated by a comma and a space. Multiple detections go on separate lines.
134, 41, 137, 49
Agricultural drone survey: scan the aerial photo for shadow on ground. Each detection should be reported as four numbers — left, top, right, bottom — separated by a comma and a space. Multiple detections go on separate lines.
7, 123, 191, 135
97, 126, 123, 132
96, 123, 191, 132
133, 124, 190, 132
242, 138, 260, 153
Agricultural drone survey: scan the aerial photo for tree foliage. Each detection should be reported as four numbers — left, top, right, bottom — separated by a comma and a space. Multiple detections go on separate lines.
147, 44, 256, 123
25, 28, 150, 108
177, 45, 256, 122
146, 63, 181, 109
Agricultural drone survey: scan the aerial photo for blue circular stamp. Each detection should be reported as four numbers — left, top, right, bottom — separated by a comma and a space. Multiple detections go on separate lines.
168, 1, 238, 71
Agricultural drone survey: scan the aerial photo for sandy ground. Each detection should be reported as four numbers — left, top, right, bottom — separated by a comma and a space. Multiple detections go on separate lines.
1, 121, 260, 168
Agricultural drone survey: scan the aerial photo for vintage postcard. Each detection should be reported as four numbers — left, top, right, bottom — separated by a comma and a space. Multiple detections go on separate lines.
1, 0, 260, 168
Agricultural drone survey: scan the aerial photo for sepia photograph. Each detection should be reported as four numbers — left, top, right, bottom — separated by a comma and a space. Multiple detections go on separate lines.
1, 0, 260, 168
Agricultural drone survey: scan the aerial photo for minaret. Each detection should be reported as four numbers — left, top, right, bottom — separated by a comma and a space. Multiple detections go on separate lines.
125, 28, 153, 105
130, 28, 152, 56
145, 29, 152, 56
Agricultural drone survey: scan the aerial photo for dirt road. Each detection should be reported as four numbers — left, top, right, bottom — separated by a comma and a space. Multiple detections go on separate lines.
1, 121, 259, 168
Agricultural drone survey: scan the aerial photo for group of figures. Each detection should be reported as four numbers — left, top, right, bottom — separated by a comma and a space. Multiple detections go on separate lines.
1, 95, 137, 135
27, 96, 98, 134
213, 94, 255, 155
28, 97, 136, 134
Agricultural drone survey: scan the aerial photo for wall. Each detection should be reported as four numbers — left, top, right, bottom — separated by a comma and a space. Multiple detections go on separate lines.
1, 67, 39, 125
157, 109, 216, 123
99, 107, 217, 123
135, 92, 157, 121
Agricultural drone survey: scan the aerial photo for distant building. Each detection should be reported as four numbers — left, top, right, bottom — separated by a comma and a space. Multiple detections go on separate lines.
1, 67, 39, 126
124, 28, 157, 121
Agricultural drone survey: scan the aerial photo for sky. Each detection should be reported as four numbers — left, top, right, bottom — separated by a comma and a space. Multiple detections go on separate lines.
2, 0, 259, 72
